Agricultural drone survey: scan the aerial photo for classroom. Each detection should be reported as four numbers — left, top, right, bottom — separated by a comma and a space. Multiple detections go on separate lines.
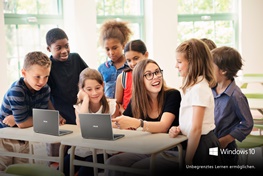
0, 0, 263, 175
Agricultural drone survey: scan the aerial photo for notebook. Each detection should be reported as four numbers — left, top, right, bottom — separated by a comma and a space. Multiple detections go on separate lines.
33, 108, 73, 136
79, 113, 125, 140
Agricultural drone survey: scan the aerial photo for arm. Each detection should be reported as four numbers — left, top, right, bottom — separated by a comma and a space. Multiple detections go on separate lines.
185, 106, 205, 165
112, 112, 175, 133
75, 89, 90, 127
115, 73, 125, 114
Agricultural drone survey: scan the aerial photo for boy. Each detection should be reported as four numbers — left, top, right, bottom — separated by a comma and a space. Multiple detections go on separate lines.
211, 46, 254, 165
0, 51, 52, 171
46, 28, 88, 125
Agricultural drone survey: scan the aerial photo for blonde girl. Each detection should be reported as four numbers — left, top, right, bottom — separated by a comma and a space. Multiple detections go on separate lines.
169, 38, 224, 165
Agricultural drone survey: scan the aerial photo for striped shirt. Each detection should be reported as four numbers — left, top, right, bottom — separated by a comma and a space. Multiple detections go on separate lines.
0, 77, 50, 128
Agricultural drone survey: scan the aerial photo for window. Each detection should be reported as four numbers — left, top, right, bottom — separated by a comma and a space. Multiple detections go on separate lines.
96, 0, 145, 63
3, 0, 63, 85
177, 0, 239, 48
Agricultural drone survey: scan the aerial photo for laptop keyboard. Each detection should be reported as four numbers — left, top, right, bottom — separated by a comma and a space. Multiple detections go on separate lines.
59, 129, 73, 136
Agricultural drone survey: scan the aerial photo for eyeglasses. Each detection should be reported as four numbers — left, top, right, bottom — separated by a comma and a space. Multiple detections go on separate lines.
143, 69, 163, 80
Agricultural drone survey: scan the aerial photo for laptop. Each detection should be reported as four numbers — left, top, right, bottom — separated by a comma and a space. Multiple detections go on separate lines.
79, 113, 125, 140
33, 108, 73, 136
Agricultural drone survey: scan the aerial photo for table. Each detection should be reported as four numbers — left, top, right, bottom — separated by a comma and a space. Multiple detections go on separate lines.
247, 98, 263, 115
237, 75, 263, 88
0, 124, 80, 164
60, 129, 187, 176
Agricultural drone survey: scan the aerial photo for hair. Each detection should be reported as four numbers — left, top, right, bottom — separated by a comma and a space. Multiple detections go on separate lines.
176, 38, 217, 92
200, 38, 217, 50
46, 28, 68, 46
78, 68, 109, 113
124, 39, 147, 55
23, 51, 51, 70
211, 46, 243, 80
99, 19, 133, 47
131, 59, 172, 120
123, 39, 148, 72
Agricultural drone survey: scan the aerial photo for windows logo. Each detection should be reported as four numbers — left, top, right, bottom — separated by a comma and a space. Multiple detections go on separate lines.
209, 147, 218, 156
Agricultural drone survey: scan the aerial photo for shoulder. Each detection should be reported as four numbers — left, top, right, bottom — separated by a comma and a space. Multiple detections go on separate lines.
165, 88, 181, 97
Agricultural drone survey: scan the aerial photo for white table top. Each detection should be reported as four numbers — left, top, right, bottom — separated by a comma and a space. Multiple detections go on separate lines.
0, 124, 80, 143
237, 76, 263, 84
61, 128, 187, 154
248, 98, 263, 111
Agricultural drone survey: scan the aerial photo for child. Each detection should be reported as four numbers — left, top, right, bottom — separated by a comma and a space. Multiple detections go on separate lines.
115, 39, 148, 113
104, 59, 181, 176
200, 38, 217, 50
0, 51, 51, 171
46, 28, 88, 125
169, 38, 223, 166
63, 68, 120, 176
211, 46, 254, 165
98, 19, 133, 98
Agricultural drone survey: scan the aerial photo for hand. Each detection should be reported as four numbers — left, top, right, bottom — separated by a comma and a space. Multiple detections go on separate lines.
3, 115, 16, 127
112, 116, 135, 129
59, 115, 66, 125
77, 89, 89, 102
169, 126, 180, 138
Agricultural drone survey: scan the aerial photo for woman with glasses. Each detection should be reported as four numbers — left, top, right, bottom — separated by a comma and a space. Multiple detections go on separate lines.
104, 59, 181, 176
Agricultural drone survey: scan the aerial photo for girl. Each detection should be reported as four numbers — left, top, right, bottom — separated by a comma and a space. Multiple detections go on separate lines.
63, 68, 120, 176
98, 19, 133, 99
115, 39, 149, 113
104, 59, 181, 176
169, 38, 224, 165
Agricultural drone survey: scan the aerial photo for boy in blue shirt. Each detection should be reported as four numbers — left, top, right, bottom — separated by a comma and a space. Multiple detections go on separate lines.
46, 28, 88, 125
0, 51, 52, 171
211, 46, 254, 165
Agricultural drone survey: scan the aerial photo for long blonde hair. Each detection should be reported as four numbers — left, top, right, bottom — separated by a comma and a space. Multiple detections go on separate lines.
77, 68, 109, 113
176, 38, 217, 93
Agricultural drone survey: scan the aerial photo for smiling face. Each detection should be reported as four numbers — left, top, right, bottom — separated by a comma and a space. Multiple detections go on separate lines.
143, 63, 163, 95
22, 64, 51, 92
47, 38, 70, 62
125, 50, 148, 70
175, 52, 189, 78
82, 79, 104, 105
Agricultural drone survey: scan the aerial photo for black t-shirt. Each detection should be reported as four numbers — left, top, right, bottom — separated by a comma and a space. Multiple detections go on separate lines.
123, 89, 181, 132
48, 53, 88, 124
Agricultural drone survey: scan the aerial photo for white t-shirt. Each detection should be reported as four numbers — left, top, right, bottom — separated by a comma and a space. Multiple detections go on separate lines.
69, 98, 118, 157
179, 77, 215, 137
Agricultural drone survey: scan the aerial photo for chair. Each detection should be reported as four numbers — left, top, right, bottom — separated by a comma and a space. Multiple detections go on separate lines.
5, 163, 65, 176
236, 125, 263, 164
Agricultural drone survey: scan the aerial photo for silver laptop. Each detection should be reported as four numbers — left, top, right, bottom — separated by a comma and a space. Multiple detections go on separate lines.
33, 108, 73, 136
79, 113, 125, 140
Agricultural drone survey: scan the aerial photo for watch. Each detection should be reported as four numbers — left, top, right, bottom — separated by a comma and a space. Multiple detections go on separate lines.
140, 119, 144, 128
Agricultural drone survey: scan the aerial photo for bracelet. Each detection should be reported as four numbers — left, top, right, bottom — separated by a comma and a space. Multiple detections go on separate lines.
142, 121, 149, 132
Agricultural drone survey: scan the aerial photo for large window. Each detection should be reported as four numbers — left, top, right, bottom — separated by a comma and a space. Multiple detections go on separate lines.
3, 0, 63, 85
96, 0, 145, 63
177, 0, 239, 48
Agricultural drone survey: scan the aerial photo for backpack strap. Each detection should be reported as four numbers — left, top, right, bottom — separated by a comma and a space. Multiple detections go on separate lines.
121, 72, 127, 89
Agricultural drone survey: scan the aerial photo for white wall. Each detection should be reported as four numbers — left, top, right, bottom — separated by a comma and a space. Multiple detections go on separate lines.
0, 2, 9, 99
240, 0, 263, 74
63, 0, 98, 69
